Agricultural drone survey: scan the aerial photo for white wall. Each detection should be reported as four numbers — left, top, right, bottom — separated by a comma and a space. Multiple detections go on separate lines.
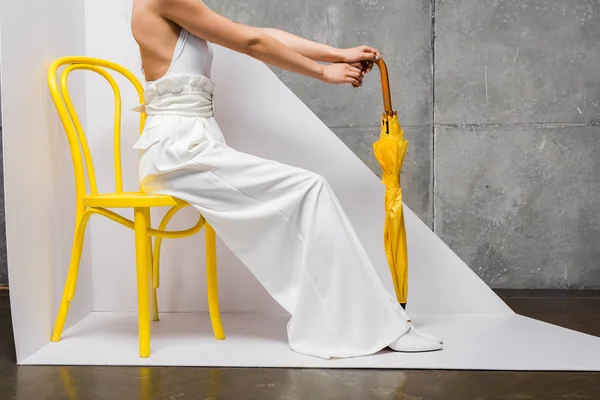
0, 0, 92, 362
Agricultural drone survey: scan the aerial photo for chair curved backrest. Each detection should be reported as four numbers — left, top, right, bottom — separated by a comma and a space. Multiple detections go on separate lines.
48, 56, 146, 217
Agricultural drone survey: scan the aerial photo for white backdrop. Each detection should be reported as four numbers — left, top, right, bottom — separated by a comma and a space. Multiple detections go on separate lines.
6, 0, 600, 370
0, 0, 92, 361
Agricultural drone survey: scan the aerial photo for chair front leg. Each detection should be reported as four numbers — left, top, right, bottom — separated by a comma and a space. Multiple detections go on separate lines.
205, 222, 225, 340
134, 207, 151, 358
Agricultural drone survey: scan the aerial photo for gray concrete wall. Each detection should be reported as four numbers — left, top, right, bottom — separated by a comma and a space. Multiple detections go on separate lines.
0, 0, 598, 288
434, 0, 600, 288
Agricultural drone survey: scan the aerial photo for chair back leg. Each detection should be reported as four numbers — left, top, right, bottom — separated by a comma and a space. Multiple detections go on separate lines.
205, 223, 225, 340
143, 209, 159, 322
52, 212, 92, 342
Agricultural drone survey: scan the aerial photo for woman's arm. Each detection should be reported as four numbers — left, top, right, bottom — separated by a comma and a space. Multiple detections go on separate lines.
250, 26, 380, 66
255, 27, 343, 63
156, 0, 364, 86
247, 25, 381, 86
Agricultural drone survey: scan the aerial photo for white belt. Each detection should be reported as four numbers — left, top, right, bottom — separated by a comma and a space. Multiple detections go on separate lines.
131, 74, 216, 118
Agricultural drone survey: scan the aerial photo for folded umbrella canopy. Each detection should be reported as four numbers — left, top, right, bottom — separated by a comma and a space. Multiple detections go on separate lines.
373, 58, 409, 309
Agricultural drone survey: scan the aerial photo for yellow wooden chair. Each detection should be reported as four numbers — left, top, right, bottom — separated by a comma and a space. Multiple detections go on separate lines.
48, 56, 225, 358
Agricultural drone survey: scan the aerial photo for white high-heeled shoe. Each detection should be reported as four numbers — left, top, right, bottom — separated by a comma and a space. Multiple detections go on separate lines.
408, 322, 443, 344
389, 326, 443, 352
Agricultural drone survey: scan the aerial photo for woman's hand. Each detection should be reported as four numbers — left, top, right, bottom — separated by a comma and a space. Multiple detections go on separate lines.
337, 46, 382, 87
339, 46, 381, 65
321, 63, 364, 86
348, 61, 371, 88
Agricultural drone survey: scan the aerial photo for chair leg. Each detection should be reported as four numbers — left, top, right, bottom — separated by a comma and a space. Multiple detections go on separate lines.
144, 209, 159, 322
205, 222, 225, 340
52, 212, 91, 342
134, 208, 151, 358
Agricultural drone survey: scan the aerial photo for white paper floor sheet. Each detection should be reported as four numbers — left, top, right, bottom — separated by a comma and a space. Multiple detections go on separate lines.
24, 312, 600, 370
6, 11, 599, 368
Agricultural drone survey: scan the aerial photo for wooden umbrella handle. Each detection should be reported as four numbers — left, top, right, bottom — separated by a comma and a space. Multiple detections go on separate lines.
375, 58, 393, 115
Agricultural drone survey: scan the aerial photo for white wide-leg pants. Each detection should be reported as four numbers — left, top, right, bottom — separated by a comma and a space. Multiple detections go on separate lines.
134, 75, 411, 359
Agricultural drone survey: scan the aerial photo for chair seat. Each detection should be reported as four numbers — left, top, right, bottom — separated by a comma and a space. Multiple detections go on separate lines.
83, 192, 187, 208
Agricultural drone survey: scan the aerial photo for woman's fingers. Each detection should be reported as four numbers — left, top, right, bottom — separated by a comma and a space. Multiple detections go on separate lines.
350, 61, 371, 77
361, 61, 372, 74
367, 46, 382, 61
349, 61, 365, 77
332, 62, 371, 88
347, 69, 361, 79
348, 65, 362, 75
361, 47, 380, 62
347, 68, 363, 86
349, 71, 363, 87
362, 45, 379, 55
359, 52, 379, 62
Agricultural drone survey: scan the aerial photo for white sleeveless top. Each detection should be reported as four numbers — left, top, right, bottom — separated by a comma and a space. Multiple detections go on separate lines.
147, 28, 213, 84
134, 28, 216, 118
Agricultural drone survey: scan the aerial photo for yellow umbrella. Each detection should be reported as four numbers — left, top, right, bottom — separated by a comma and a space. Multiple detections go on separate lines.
372, 58, 409, 309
